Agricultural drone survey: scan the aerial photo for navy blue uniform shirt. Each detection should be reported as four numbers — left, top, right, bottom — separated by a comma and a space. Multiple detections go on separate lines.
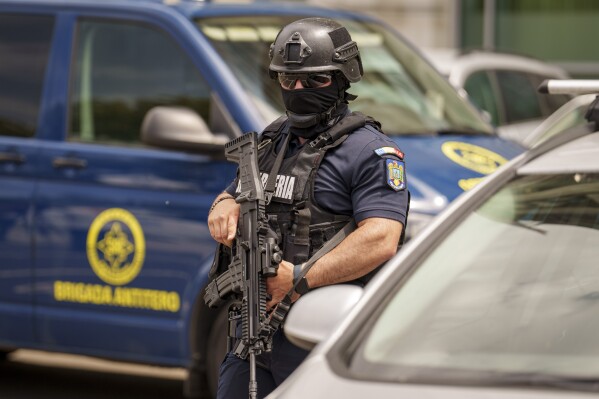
226, 122, 408, 225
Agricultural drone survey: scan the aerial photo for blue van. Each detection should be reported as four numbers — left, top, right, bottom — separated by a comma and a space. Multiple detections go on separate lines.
0, 0, 524, 397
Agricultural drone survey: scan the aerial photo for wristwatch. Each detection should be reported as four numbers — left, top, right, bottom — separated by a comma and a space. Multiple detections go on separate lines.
293, 263, 311, 295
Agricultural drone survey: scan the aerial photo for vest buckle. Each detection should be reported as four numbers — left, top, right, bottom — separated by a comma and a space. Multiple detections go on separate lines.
258, 138, 272, 150
265, 191, 274, 205
309, 133, 329, 148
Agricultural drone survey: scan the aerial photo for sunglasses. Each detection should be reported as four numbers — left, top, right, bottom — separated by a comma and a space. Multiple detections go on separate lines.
278, 73, 333, 90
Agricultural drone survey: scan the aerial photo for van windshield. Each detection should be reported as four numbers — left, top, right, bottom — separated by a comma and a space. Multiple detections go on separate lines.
195, 16, 493, 136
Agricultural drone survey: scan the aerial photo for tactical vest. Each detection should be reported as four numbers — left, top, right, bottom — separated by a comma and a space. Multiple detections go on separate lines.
257, 112, 382, 286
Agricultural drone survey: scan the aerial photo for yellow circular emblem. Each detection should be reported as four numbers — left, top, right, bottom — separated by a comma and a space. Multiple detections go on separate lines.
441, 141, 508, 175
86, 208, 145, 286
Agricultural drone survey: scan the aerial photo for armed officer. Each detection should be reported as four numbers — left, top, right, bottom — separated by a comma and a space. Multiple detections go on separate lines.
208, 17, 409, 398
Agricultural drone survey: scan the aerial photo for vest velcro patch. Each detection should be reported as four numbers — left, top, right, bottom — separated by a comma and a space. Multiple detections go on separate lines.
374, 146, 404, 160
385, 159, 406, 191
235, 172, 296, 203
261, 172, 296, 203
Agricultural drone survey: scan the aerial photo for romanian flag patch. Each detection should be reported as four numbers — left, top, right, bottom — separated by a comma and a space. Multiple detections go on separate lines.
374, 146, 404, 160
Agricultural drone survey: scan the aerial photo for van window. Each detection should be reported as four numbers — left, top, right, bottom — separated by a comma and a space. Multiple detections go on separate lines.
0, 14, 55, 138
69, 20, 212, 145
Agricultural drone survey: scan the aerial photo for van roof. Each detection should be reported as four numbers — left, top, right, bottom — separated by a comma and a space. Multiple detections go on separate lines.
1, 0, 377, 22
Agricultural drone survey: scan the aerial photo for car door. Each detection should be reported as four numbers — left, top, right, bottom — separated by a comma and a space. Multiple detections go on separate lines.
0, 12, 55, 346
33, 14, 237, 363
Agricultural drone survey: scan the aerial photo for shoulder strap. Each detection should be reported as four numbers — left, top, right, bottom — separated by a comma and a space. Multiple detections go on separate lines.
328, 112, 367, 142
260, 115, 288, 141
255, 115, 292, 203
310, 111, 381, 149
264, 132, 291, 204
363, 113, 382, 132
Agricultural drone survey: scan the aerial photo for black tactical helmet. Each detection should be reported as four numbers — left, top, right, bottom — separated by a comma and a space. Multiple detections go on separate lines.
269, 17, 363, 83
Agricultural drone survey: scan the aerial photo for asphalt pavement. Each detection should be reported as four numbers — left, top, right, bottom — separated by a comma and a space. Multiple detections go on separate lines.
0, 350, 189, 399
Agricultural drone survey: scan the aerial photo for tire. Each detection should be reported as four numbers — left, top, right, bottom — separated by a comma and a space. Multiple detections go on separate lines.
205, 305, 229, 397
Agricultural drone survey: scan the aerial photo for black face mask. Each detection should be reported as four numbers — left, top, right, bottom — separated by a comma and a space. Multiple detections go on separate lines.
281, 83, 339, 115
280, 81, 341, 133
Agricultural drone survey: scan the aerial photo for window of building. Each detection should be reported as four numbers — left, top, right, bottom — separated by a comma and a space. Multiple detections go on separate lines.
460, 2, 599, 78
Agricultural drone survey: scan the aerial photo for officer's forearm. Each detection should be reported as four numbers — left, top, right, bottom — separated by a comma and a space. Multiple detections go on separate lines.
305, 217, 402, 288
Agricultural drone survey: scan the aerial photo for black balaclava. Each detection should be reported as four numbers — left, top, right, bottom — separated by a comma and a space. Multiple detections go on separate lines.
280, 75, 351, 139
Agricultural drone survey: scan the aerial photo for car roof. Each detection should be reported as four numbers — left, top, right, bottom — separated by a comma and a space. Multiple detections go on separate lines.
521, 79, 599, 149
519, 130, 599, 174
422, 48, 569, 87
522, 93, 596, 148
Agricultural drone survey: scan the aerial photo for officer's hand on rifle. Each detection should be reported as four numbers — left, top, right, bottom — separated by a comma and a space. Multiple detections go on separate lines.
208, 194, 239, 247
266, 260, 300, 310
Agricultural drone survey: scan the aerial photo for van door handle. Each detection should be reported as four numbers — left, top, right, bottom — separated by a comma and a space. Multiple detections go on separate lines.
0, 151, 26, 164
52, 157, 88, 169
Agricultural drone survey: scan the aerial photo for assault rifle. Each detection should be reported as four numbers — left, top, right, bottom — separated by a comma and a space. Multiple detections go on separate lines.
203, 132, 284, 399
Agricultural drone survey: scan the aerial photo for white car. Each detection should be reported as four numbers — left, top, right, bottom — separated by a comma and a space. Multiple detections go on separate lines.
268, 80, 599, 399
424, 49, 571, 146
524, 79, 599, 147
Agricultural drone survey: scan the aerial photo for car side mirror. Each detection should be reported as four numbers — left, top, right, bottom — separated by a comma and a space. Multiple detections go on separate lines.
141, 106, 230, 154
284, 285, 363, 351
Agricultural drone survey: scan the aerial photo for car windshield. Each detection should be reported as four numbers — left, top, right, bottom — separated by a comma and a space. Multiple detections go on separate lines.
194, 16, 493, 136
351, 173, 599, 384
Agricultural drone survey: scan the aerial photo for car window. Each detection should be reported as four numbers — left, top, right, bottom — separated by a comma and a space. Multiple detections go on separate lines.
463, 71, 500, 126
496, 70, 543, 123
69, 19, 213, 145
196, 16, 494, 136
0, 13, 55, 138
350, 173, 599, 383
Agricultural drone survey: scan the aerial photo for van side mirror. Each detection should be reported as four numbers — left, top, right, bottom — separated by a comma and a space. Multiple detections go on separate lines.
141, 106, 230, 153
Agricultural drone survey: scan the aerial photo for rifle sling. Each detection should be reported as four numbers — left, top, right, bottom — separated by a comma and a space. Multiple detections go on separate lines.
294, 218, 356, 285
271, 219, 357, 325
263, 132, 291, 204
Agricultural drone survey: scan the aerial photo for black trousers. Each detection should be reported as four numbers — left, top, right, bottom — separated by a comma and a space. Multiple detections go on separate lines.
216, 328, 309, 399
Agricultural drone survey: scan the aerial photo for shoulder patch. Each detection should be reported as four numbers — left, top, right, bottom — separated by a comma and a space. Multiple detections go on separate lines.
374, 146, 404, 160
385, 159, 406, 191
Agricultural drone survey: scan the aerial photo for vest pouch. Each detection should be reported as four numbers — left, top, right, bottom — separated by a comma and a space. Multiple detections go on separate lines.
284, 232, 310, 265
208, 242, 232, 280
